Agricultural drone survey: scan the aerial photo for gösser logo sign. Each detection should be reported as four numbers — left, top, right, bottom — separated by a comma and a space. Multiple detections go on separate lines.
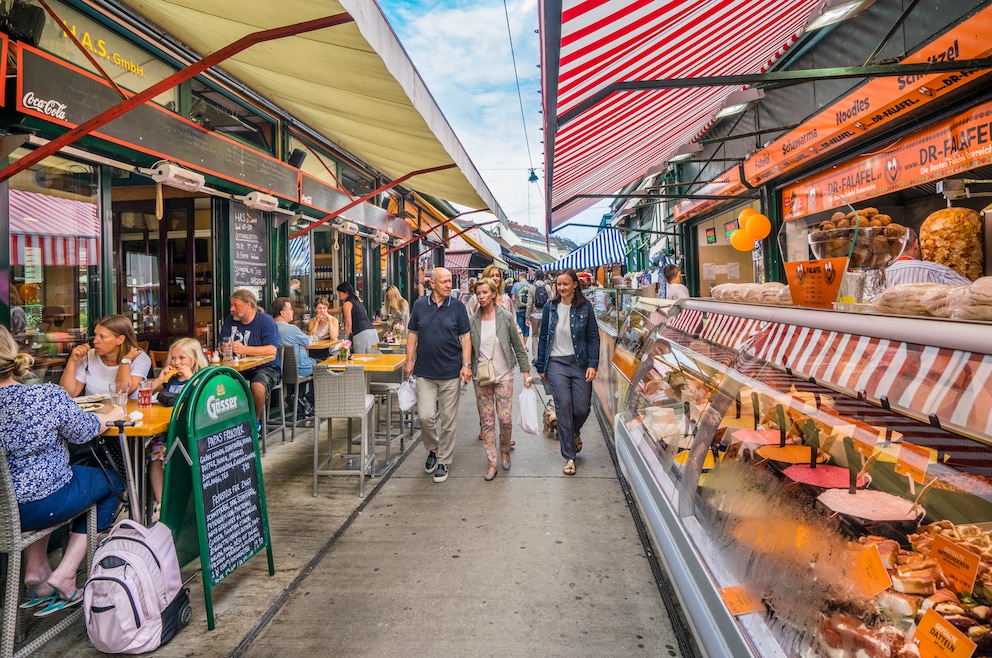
206, 388, 239, 420
22, 91, 67, 121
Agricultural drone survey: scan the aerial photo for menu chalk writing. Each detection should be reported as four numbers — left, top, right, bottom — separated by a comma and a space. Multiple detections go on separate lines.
197, 419, 266, 585
232, 205, 267, 288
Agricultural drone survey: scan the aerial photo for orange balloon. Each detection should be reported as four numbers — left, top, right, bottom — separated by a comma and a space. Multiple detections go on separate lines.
739, 207, 758, 222
730, 229, 754, 252
745, 213, 771, 241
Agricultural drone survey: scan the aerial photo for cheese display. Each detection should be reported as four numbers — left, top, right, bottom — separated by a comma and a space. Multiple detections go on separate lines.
919, 207, 983, 281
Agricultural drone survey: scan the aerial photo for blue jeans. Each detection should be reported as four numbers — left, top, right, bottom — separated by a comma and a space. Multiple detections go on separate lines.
516, 309, 530, 338
19, 465, 123, 534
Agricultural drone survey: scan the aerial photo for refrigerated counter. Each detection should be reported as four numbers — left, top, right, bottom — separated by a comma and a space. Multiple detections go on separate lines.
611, 297, 992, 657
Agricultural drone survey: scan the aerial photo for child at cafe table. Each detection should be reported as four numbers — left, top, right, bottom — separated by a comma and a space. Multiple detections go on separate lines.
145, 337, 208, 517
220, 288, 280, 429
0, 326, 126, 618
60, 314, 151, 398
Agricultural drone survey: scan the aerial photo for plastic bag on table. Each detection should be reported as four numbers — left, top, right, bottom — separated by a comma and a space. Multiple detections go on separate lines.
518, 386, 541, 435
398, 377, 417, 412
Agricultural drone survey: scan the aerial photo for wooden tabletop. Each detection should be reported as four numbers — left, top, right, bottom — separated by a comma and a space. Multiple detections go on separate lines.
309, 338, 341, 350
213, 355, 275, 372
123, 399, 174, 436
319, 353, 405, 373
373, 340, 407, 349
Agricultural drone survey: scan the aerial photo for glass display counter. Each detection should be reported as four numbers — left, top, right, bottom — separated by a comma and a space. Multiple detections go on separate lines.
612, 298, 992, 657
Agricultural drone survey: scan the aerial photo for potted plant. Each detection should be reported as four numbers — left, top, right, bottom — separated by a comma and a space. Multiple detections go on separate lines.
338, 339, 352, 362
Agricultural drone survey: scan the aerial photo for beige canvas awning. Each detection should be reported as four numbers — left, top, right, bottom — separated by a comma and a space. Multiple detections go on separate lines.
116, 0, 504, 218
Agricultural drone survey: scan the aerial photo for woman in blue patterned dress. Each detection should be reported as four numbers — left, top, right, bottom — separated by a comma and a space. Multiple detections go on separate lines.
0, 326, 126, 618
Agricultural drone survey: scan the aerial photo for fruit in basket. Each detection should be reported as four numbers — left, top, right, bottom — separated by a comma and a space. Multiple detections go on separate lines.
920, 207, 983, 281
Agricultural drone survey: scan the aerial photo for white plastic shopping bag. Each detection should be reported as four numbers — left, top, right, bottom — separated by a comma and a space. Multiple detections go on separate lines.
398, 377, 417, 412
518, 386, 540, 435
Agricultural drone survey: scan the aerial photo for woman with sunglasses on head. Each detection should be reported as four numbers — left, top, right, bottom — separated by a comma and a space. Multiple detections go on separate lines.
535, 269, 600, 476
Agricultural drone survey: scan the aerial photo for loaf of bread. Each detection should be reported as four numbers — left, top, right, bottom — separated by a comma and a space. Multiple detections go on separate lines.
872, 283, 945, 316
921, 285, 969, 318
919, 207, 983, 280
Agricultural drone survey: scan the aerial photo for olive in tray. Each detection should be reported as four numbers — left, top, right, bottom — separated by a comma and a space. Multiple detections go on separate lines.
808, 217, 908, 267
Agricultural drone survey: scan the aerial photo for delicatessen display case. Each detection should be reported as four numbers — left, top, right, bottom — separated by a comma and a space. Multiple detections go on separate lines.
611, 297, 992, 657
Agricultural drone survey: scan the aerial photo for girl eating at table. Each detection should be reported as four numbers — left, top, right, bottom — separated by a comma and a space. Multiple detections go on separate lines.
146, 338, 208, 517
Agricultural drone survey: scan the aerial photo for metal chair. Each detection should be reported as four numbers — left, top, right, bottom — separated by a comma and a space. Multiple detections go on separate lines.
313, 365, 375, 497
0, 448, 99, 658
281, 346, 313, 443
261, 346, 287, 453
368, 370, 407, 460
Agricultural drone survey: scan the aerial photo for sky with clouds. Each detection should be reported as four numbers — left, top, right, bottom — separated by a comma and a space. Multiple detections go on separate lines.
378, 0, 605, 246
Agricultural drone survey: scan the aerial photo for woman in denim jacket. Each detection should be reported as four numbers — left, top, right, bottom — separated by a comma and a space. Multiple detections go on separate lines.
535, 269, 600, 476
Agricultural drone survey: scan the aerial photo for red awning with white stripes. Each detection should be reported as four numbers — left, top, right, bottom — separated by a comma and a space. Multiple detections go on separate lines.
9, 189, 100, 267
540, 0, 821, 228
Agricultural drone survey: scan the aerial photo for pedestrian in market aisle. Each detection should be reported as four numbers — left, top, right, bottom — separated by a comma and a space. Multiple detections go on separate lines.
536, 269, 600, 476
220, 288, 280, 426
469, 277, 534, 481
664, 264, 690, 301
525, 274, 553, 357
510, 273, 531, 339
405, 267, 472, 483
885, 229, 972, 287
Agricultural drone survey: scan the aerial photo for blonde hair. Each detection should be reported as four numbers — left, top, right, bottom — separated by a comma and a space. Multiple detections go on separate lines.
0, 326, 33, 380
383, 285, 408, 315
95, 314, 139, 363
480, 264, 504, 283
474, 277, 499, 301
168, 337, 208, 373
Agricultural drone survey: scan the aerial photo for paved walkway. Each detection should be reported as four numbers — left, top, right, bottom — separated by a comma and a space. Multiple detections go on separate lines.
28, 372, 692, 657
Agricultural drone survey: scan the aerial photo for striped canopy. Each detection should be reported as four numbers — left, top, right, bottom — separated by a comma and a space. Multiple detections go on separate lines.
540, 0, 821, 228
541, 228, 626, 271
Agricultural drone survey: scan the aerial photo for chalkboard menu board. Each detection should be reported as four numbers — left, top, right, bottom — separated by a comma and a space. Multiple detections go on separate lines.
197, 419, 266, 583
17, 45, 298, 199
159, 368, 273, 630
232, 204, 267, 288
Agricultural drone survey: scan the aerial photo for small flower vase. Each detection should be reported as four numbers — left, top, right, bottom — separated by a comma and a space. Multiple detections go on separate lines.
338, 348, 349, 362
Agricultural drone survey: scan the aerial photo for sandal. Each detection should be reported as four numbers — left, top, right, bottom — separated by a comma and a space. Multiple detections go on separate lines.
575, 434, 582, 453
563, 459, 576, 476
484, 466, 498, 481
19, 589, 58, 609
34, 590, 83, 618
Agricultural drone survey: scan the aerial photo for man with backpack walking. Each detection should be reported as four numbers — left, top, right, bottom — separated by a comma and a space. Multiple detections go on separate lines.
525, 274, 552, 357
510, 274, 530, 339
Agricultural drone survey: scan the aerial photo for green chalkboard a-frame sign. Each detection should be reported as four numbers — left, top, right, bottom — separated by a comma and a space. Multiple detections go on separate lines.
159, 366, 275, 630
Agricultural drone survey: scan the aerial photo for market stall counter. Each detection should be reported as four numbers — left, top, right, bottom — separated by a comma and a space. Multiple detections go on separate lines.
610, 296, 992, 657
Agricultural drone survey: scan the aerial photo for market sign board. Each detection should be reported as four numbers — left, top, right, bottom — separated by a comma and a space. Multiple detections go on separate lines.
781, 97, 992, 220
783, 257, 847, 309
673, 167, 748, 223
745, 4, 992, 188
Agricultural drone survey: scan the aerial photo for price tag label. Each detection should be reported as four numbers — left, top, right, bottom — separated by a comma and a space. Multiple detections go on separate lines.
931, 534, 981, 594
852, 421, 882, 457
719, 585, 764, 616
853, 545, 893, 598
894, 442, 932, 484
914, 608, 977, 658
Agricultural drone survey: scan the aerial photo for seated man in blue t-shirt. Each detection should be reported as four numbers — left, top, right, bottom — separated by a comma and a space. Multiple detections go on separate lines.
220, 288, 280, 423
272, 296, 316, 416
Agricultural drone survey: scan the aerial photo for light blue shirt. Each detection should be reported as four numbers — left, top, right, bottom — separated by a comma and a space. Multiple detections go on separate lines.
276, 322, 316, 376
885, 259, 971, 287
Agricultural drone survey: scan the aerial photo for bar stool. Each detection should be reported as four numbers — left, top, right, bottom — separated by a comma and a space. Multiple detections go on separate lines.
261, 346, 287, 454
281, 347, 313, 443
313, 365, 375, 497
0, 448, 99, 658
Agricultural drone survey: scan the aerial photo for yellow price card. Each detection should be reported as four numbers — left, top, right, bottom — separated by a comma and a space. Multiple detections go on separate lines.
894, 442, 932, 484
853, 545, 892, 598
913, 608, 977, 658
719, 585, 764, 616
931, 534, 981, 594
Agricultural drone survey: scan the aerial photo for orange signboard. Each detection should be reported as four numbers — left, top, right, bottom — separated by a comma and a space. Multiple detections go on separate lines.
894, 442, 932, 484
931, 534, 982, 594
853, 545, 893, 598
914, 608, 978, 658
673, 167, 749, 223
745, 5, 992, 188
782, 97, 992, 219
783, 257, 847, 309
719, 585, 764, 616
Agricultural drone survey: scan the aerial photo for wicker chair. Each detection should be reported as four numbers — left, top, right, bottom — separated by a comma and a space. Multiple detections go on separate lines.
0, 448, 99, 658
313, 365, 375, 497
281, 346, 313, 443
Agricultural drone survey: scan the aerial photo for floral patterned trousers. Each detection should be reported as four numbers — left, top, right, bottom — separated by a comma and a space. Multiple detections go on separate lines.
474, 379, 514, 466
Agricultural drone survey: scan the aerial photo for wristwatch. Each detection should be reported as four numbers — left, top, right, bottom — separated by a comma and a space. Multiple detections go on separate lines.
462, 362, 471, 368
120, 357, 132, 365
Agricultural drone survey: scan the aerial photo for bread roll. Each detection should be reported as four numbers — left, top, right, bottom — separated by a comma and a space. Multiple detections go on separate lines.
920, 207, 983, 280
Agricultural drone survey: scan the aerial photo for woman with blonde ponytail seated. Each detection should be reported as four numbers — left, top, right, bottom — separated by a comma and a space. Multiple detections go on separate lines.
0, 326, 126, 617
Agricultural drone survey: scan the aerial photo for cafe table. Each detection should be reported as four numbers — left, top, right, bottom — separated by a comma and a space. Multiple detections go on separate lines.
213, 355, 275, 372
309, 338, 341, 351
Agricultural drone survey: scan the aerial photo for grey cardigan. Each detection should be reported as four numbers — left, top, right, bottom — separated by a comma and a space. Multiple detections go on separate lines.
469, 305, 531, 379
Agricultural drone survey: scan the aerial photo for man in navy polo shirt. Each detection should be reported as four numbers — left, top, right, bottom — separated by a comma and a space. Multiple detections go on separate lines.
405, 267, 472, 483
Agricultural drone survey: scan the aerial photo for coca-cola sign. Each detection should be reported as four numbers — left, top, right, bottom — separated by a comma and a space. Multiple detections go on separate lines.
22, 91, 68, 121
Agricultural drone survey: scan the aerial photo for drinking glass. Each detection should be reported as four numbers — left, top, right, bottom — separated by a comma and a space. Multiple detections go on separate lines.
109, 381, 129, 408
138, 380, 153, 408
220, 337, 233, 361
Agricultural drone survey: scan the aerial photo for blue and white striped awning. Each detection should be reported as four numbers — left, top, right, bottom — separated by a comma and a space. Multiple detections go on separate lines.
289, 234, 311, 277
541, 228, 626, 271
